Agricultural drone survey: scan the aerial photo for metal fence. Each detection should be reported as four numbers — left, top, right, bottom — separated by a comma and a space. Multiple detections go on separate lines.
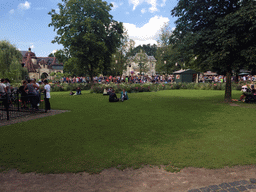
0, 89, 46, 121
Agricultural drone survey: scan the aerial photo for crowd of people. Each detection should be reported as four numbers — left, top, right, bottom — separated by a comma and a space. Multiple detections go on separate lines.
54, 74, 256, 84
1, 73, 256, 110
0, 78, 51, 112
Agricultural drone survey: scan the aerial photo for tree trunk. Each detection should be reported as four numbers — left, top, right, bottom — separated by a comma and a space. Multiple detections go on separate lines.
224, 69, 232, 102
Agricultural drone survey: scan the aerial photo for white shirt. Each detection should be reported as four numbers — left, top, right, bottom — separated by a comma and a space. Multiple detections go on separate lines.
0, 83, 6, 93
44, 84, 51, 98
35, 83, 39, 92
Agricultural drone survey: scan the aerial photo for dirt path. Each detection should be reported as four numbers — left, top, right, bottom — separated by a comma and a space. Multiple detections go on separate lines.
1, 165, 256, 192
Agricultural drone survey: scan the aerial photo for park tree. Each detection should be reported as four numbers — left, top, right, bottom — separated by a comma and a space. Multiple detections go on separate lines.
171, 0, 256, 102
133, 49, 149, 75
156, 22, 181, 75
128, 44, 157, 57
48, 53, 54, 57
110, 28, 131, 76
0, 40, 27, 81
48, 0, 124, 82
54, 49, 70, 64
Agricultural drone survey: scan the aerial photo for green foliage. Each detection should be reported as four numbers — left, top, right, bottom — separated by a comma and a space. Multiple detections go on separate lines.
155, 22, 182, 75
48, 53, 54, 57
110, 28, 129, 76
170, 0, 256, 101
127, 44, 157, 57
51, 83, 91, 92
48, 0, 124, 80
133, 50, 149, 75
0, 40, 23, 81
89, 82, 243, 94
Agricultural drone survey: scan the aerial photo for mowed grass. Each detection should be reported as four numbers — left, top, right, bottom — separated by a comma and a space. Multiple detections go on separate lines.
1, 89, 256, 174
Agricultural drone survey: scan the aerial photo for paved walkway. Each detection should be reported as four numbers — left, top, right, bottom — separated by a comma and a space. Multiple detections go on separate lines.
188, 178, 256, 192
0, 110, 69, 127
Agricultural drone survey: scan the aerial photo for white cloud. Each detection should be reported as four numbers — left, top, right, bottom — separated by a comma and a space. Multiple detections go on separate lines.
141, 8, 146, 14
129, 0, 143, 10
146, 0, 158, 13
30, 44, 35, 49
161, 0, 166, 7
51, 50, 57, 54
9, 9, 15, 14
129, 0, 159, 12
124, 15, 170, 46
171, 27, 176, 31
111, 2, 118, 10
18, 1, 31, 10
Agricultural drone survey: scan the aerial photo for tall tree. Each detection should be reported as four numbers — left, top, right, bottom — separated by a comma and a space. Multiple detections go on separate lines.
156, 22, 181, 75
110, 28, 129, 76
48, 0, 124, 81
133, 49, 149, 75
171, 0, 256, 102
48, 53, 54, 57
0, 40, 26, 81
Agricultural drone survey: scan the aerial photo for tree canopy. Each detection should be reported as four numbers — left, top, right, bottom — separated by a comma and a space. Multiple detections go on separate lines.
0, 40, 27, 81
48, 0, 124, 80
171, 0, 256, 101
155, 22, 181, 75
127, 44, 157, 57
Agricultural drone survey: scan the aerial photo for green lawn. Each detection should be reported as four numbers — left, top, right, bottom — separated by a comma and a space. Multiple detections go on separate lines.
1, 90, 256, 174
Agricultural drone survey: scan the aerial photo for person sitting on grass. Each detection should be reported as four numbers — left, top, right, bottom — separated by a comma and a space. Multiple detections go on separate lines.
109, 89, 119, 102
239, 84, 248, 101
103, 88, 108, 96
70, 91, 74, 95
120, 88, 129, 102
107, 87, 113, 95
76, 87, 81, 95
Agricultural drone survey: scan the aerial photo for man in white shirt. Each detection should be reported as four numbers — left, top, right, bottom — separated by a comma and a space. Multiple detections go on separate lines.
43, 80, 51, 112
0, 79, 7, 96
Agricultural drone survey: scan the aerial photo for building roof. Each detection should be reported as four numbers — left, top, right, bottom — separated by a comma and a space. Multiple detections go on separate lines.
173, 69, 198, 74
128, 52, 156, 61
20, 51, 27, 57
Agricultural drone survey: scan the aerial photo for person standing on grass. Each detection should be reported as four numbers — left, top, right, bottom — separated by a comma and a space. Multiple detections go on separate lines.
25, 79, 40, 110
18, 80, 28, 109
43, 80, 51, 112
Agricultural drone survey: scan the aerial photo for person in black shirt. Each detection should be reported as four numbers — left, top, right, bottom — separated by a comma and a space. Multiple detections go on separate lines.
18, 80, 28, 109
109, 90, 119, 102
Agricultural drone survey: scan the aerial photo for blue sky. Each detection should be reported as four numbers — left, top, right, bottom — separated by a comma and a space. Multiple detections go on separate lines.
0, 0, 178, 57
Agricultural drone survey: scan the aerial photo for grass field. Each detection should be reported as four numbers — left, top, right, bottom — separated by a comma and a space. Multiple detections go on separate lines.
1, 89, 256, 174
